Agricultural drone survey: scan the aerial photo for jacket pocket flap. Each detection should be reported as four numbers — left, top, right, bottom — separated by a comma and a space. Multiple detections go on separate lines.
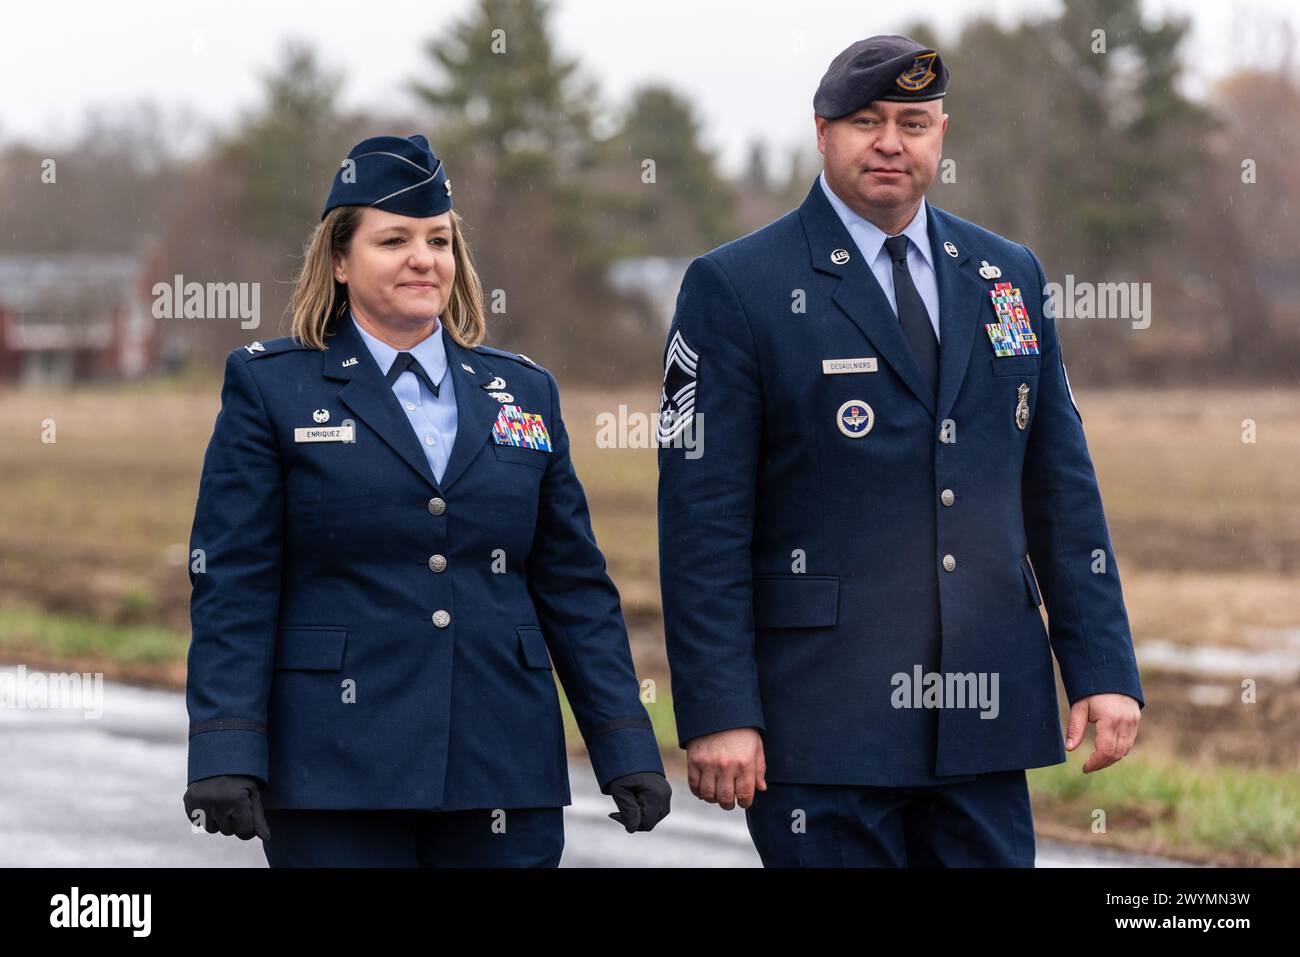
753, 575, 839, 629
1021, 556, 1043, 607
990, 355, 1041, 378
517, 626, 553, 669
274, 626, 348, 670
493, 443, 549, 469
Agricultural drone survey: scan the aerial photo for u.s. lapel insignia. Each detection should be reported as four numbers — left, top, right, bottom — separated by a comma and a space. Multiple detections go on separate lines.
1016, 383, 1030, 430
491, 404, 553, 451
830, 248, 850, 265
245, 340, 265, 354
313, 408, 329, 423
944, 241, 959, 258
341, 356, 359, 368
978, 260, 1002, 279
488, 391, 514, 403
836, 399, 874, 438
461, 363, 475, 375
482, 376, 507, 391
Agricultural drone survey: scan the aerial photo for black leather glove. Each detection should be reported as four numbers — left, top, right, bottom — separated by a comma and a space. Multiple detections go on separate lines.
183, 774, 271, 840
607, 771, 672, 832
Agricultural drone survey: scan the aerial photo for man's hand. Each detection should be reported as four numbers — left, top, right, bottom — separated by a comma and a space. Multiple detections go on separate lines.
685, 727, 766, 810
1065, 693, 1141, 773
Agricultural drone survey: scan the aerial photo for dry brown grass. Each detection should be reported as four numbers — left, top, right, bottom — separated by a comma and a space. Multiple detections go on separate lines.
2, 380, 1297, 756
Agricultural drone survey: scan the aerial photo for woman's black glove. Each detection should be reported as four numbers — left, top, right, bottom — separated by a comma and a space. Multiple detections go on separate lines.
183, 774, 271, 840
607, 772, 672, 832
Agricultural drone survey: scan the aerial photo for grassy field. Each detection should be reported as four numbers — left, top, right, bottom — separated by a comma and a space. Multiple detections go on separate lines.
1, 378, 1297, 864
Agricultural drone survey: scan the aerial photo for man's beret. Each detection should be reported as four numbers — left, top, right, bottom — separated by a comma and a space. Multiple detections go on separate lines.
814, 35, 949, 119
321, 133, 452, 221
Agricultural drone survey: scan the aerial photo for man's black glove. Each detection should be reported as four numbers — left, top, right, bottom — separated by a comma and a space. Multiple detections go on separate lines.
607, 771, 672, 832
183, 774, 271, 840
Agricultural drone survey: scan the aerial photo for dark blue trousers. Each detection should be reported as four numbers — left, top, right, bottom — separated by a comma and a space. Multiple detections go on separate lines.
744, 770, 1035, 867
262, 807, 565, 867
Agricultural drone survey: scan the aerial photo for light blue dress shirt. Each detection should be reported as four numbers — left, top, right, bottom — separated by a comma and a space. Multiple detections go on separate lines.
351, 311, 458, 483
818, 171, 941, 342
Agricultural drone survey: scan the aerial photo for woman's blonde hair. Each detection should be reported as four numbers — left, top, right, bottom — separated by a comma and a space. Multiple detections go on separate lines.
287, 206, 487, 350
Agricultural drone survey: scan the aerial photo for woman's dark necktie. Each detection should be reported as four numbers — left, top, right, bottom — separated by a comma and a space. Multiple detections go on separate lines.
385, 351, 440, 398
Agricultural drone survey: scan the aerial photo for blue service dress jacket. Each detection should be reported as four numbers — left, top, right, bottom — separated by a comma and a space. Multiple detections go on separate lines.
657, 178, 1145, 786
185, 315, 662, 810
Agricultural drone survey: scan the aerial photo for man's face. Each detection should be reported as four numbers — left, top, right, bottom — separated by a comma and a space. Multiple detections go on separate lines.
816, 99, 947, 215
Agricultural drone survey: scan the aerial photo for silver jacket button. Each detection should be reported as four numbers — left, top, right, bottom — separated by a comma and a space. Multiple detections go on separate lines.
428, 554, 447, 573
432, 610, 451, 628
427, 497, 447, 516
940, 489, 955, 507
942, 554, 957, 572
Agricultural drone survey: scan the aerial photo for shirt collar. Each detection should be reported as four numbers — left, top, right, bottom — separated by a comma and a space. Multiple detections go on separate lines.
350, 310, 448, 385
818, 170, 933, 271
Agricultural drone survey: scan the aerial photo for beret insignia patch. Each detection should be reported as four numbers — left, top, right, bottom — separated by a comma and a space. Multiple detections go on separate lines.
895, 52, 938, 92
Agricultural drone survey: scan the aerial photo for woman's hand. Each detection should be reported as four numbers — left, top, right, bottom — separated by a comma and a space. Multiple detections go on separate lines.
607, 772, 672, 832
183, 774, 271, 840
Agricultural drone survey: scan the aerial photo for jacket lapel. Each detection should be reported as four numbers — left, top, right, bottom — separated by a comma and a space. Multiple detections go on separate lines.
926, 202, 986, 424
799, 180, 936, 418
322, 315, 440, 494
438, 329, 505, 492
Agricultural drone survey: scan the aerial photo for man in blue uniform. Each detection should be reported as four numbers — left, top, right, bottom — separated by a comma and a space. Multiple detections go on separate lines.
657, 36, 1143, 866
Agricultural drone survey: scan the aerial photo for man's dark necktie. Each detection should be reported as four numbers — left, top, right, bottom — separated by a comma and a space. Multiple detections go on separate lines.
883, 234, 938, 395
385, 351, 440, 398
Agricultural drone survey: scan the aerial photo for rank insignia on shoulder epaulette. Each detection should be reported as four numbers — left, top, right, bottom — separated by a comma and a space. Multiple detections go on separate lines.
491, 404, 552, 451
245, 341, 265, 354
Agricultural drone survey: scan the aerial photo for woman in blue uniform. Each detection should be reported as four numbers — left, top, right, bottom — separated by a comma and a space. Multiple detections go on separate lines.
181, 134, 670, 867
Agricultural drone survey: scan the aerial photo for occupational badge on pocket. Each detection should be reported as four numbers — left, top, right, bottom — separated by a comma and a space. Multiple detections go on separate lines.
491, 404, 553, 452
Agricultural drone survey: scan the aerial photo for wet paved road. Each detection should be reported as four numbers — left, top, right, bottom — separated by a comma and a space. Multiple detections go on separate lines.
0, 667, 1188, 868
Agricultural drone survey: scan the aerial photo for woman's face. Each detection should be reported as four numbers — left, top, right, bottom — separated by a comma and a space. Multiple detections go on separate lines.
333, 208, 455, 329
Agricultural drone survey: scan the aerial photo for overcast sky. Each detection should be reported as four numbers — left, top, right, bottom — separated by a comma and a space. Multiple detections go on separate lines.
4, 0, 1297, 173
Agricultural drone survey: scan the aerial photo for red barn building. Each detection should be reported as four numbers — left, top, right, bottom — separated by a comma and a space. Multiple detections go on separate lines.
0, 254, 158, 385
